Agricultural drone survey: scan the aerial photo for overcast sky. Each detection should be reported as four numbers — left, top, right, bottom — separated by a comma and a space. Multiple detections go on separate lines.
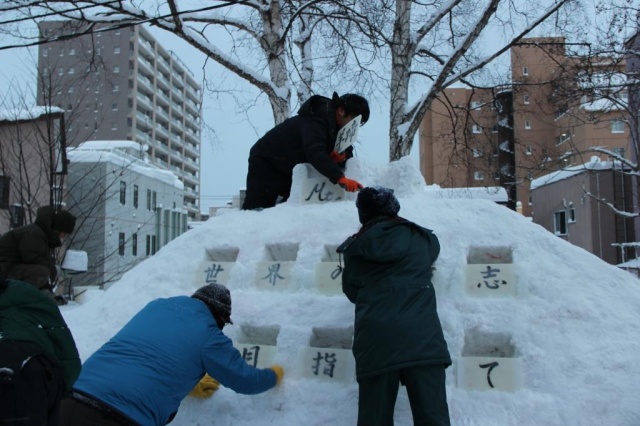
0, 21, 408, 213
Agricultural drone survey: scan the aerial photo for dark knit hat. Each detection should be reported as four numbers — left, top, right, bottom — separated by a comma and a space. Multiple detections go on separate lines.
356, 186, 400, 225
192, 283, 233, 325
52, 210, 76, 234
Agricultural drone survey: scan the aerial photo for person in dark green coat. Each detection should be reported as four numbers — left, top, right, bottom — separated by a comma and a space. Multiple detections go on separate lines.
337, 187, 451, 426
0, 277, 81, 425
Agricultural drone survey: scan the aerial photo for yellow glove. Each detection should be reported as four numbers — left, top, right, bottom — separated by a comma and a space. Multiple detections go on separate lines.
189, 374, 220, 398
268, 365, 284, 386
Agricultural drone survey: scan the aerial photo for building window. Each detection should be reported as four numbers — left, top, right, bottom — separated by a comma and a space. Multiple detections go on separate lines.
146, 235, 151, 256
151, 235, 157, 255
58, 68, 64, 76
526, 145, 533, 155
472, 124, 482, 134
119, 232, 125, 256
67, 87, 74, 93
472, 148, 482, 158
111, 123, 118, 130
120, 181, 126, 205
147, 189, 152, 210
113, 66, 120, 74
112, 103, 118, 111
474, 171, 485, 181
556, 133, 570, 146
113, 85, 119, 92
491, 124, 498, 133
522, 66, 529, 76
613, 147, 625, 158
132, 233, 138, 256
568, 208, 576, 224
471, 101, 482, 110
133, 184, 139, 208
0, 176, 10, 209
152, 191, 157, 210
523, 94, 530, 104
69, 48, 75, 56
68, 67, 74, 75
43, 48, 48, 57
611, 119, 624, 133
554, 211, 567, 235
59, 49, 64, 57
9, 204, 24, 229
114, 47, 121, 54
524, 120, 531, 129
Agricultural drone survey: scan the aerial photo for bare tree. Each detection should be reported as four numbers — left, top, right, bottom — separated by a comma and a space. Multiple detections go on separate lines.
3, 0, 373, 125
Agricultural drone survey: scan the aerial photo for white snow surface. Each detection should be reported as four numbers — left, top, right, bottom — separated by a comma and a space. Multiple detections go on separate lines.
61, 158, 640, 426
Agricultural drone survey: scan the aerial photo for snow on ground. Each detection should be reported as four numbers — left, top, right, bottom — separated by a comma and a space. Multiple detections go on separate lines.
62, 158, 640, 425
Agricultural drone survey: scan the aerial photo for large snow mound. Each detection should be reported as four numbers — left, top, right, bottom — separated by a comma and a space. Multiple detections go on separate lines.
62, 158, 640, 426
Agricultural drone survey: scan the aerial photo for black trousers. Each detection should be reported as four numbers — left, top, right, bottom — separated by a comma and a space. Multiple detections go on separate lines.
242, 156, 292, 210
357, 365, 450, 426
59, 398, 131, 426
0, 341, 64, 426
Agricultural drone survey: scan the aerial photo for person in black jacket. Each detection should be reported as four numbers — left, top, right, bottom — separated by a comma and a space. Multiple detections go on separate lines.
0, 205, 76, 295
242, 92, 370, 210
337, 187, 451, 426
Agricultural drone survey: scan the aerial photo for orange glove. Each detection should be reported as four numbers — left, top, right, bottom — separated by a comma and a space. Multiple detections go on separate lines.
268, 365, 284, 386
329, 151, 347, 163
189, 374, 220, 398
337, 176, 363, 192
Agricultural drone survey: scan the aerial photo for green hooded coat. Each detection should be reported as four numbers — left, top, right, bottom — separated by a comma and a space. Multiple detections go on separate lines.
338, 217, 451, 381
0, 279, 80, 390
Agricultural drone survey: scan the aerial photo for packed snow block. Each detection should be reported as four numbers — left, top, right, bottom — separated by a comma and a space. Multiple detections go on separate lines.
205, 246, 240, 262
314, 244, 343, 295
234, 325, 280, 369
289, 163, 346, 206
192, 246, 240, 287
456, 357, 523, 392
457, 330, 522, 392
467, 246, 513, 264
72, 285, 93, 303
297, 327, 355, 382
465, 246, 516, 297
61, 250, 88, 272
254, 243, 298, 291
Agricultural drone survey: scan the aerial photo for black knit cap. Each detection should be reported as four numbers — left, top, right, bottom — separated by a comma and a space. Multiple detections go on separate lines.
356, 186, 400, 225
52, 210, 76, 234
192, 283, 233, 326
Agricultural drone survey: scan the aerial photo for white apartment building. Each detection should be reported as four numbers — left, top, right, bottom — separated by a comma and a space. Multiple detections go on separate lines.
66, 140, 187, 289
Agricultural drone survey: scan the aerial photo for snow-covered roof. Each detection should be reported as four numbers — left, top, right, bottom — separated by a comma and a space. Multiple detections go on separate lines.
77, 140, 148, 152
67, 141, 183, 190
530, 157, 616, 190
424, 185, 508, 202
581, 98, 623, 111
0, 106, 65, 122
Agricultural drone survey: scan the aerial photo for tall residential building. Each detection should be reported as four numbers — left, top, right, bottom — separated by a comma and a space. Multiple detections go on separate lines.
420, 37, 630, 217
37, 21, 202, 219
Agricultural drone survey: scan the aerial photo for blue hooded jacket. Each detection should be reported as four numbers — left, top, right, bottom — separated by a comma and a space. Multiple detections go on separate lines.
73, 296, 276, 425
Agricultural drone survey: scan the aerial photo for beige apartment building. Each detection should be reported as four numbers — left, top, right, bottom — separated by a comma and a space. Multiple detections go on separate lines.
37, 21, 202, 219
420, 37, 630, 217
0, 107, 67, 233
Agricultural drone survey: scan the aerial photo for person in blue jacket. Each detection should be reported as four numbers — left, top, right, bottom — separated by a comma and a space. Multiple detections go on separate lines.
337, 187, 451, 426
59, 284, 284, 426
